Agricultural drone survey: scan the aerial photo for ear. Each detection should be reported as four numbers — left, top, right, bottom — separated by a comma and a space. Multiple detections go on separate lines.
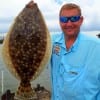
80, 16, 84, 25
80, 16, 84, 22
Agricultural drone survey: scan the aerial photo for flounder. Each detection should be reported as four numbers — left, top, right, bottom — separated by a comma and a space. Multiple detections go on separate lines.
2, 0, 51, 99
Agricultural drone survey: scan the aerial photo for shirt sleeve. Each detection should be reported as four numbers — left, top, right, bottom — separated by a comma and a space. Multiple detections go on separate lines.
97, 73, 100, 100
97, 90, 100, 100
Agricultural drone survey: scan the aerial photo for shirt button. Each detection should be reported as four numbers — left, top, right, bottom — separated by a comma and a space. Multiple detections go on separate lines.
56, 95, 59, 98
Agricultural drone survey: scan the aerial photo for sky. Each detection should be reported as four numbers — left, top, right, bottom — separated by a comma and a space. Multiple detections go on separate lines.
0, 0, 100, 33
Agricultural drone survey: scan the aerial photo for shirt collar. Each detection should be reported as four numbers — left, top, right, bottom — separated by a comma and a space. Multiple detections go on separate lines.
71, 33, 81, 52
54, 32, 66, 48
54, 32, 81, 52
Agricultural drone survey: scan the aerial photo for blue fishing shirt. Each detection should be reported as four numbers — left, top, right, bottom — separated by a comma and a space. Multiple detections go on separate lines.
50, 32, 100, 100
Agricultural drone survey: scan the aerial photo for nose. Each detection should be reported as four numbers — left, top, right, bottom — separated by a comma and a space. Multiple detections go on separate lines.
67, 19, 73, 23
64, 20, 73, 26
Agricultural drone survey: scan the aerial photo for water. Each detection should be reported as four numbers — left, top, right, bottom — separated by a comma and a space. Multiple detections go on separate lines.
0, 31, 100, 96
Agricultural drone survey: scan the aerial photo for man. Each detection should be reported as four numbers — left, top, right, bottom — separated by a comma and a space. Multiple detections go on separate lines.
51, 3, 100, 100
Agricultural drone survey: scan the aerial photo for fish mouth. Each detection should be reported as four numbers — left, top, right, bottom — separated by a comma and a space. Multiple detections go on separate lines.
26, 0, 36, 8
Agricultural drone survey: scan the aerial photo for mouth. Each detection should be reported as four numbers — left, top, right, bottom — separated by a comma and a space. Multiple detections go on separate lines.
64, 27, 74, 32
64, 25, 74, 29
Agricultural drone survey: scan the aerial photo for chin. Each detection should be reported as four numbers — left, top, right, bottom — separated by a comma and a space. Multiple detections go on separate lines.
64, 30, 79, 37
64, 31, 75, 36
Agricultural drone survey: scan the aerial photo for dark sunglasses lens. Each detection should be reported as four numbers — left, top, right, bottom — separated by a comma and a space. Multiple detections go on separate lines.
71, 16, 80, 22
60, 16, 80, 23
60, 17, 68, 23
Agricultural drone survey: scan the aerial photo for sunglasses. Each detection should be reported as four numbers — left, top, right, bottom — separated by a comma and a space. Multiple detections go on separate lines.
60, 16, 81, 23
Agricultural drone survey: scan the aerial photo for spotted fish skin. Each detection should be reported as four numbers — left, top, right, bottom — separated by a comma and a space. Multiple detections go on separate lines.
2, 1, 51, 98
9, 2, 48, 81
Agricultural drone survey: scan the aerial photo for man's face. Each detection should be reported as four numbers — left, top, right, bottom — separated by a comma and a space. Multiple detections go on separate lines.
60, 8, 83, 37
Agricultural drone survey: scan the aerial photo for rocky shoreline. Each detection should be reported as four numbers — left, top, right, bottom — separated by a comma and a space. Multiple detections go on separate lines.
1, 84, 51, 100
